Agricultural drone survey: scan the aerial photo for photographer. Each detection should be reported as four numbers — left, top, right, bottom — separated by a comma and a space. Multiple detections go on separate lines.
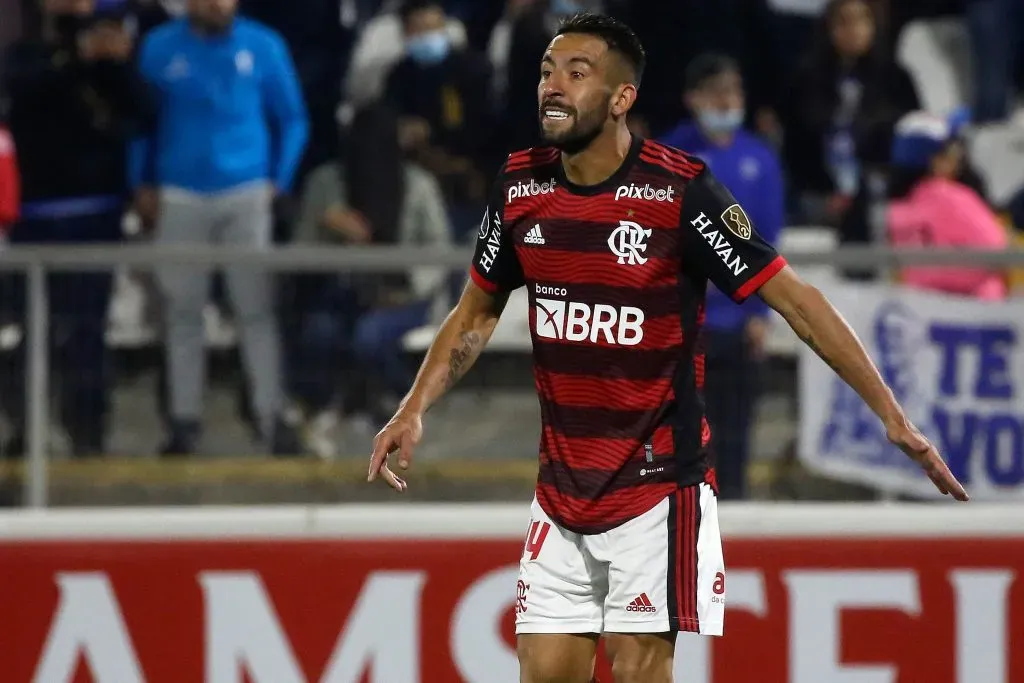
0, 0, 155, 457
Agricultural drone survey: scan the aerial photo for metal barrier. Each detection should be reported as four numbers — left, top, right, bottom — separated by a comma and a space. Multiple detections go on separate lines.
2, 241, 1023, 508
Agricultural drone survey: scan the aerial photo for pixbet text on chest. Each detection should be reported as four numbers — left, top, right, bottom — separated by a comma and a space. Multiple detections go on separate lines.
507, 178, 557, 204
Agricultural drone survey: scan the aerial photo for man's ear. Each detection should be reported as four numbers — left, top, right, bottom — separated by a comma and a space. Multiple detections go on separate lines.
611, 83, 637, 118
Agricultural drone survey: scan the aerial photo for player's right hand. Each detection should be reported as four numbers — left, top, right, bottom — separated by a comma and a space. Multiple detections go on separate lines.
367, 410, 423, 492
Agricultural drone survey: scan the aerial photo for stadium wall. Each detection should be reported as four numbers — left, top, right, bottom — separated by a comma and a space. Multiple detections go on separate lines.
1, 503, 1022, 682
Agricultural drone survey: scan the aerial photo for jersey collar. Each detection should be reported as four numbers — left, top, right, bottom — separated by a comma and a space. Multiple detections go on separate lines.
554, 134, 644, 197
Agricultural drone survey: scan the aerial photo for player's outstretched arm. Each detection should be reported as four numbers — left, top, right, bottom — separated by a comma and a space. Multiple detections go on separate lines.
758, 265, 969, 501
367, 279, 510, 491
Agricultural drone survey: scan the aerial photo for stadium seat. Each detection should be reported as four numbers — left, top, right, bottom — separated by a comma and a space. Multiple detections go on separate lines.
966, 121, 1024, 207
896, 18, 972, 116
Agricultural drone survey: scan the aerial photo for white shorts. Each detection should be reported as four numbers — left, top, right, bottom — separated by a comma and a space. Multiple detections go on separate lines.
514, 483, 724, 636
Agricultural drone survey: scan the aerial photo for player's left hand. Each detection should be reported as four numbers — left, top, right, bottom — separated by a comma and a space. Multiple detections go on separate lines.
887, 419, 969, 501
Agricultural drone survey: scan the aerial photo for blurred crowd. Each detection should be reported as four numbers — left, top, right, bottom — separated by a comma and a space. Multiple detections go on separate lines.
0, 0, 1021, 484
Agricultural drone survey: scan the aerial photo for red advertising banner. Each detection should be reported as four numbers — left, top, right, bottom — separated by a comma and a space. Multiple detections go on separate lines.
1, 535, 1022, 682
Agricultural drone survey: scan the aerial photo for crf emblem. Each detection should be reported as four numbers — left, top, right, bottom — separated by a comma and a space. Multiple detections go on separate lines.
607, 220, 652, 265
516, 580, 530, 614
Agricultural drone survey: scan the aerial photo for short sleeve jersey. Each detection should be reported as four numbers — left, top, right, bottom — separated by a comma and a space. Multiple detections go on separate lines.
470, 137, 787, 533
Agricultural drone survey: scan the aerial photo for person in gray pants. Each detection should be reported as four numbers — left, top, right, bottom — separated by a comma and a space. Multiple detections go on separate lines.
130, 0, 308, 454
155, 184, 295, 454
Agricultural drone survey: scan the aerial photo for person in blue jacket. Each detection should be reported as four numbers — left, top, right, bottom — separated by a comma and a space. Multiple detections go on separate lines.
660, 52, 785, 500
130, 0, 308, 456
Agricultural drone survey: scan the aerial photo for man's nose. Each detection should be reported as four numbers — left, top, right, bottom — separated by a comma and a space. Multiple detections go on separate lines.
541, 80, 565, 102
541, 71, 568, 98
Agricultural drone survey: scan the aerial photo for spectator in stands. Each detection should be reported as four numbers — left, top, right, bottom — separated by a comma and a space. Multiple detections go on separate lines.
660, 53, 784, 500
944, 105, 992, 206
291, 104, 452, 449
887, 110, 1010, 300
383, 0, 493, 239
781, 0, 919, 241
0, 124, 17, 238
240, 0, 356, 190
131, 0, 308, 455
0, 0, 154, 456
445, 0, 506, 52
343, 0, 468, 108
0, 122, 19, 385
605, 0, 782, 142
963, 0, 1023, 123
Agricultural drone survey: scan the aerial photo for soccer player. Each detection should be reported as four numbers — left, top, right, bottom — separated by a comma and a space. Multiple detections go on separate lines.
368, 12, 968, 683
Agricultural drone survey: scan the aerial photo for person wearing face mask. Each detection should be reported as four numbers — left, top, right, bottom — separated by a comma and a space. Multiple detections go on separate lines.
383, 0, 493, 240
659, 52, 784, 501
342, 0, 469, 109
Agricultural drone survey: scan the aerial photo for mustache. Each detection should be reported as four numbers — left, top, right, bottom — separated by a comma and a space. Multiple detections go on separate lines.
540, 100, 576, 114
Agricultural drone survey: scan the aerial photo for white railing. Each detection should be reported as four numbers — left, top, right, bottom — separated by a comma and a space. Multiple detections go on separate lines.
3, 238, 1024, 508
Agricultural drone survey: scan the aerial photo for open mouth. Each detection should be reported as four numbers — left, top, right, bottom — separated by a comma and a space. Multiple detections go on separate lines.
542, 108, 572, 122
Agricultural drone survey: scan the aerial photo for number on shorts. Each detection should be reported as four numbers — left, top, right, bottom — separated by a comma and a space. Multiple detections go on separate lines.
523, 520, 551, 561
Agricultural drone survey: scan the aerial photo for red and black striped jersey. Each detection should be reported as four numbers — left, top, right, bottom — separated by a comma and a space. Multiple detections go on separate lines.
470, 136, 787, 533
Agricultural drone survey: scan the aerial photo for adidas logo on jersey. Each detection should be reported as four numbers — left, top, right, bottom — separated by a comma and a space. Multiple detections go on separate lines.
524, 224, 546, 245
626, 593, 657, 613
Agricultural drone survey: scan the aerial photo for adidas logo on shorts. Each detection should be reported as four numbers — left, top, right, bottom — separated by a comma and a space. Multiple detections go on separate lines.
626, 593, 656, 613
524, 224, 546, 245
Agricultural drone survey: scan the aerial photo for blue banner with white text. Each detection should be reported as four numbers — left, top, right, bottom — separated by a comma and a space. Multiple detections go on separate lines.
799, 283, 1024, 499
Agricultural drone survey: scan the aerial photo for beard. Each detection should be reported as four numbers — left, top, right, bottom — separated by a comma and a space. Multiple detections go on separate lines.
538, 96, 609, 154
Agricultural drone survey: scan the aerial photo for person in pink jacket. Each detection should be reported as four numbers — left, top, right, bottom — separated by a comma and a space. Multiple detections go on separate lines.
887, 110, 1009, 300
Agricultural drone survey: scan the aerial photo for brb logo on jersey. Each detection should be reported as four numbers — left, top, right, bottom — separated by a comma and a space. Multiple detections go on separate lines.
534, 285, 644, 346
615, 183, 675, 203
608, 220, 652, 266
507, 178, 556, 204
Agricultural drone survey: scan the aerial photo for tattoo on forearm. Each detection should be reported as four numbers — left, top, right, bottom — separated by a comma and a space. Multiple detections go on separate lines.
802, 332, 842, 374
445, 330, 482, 390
